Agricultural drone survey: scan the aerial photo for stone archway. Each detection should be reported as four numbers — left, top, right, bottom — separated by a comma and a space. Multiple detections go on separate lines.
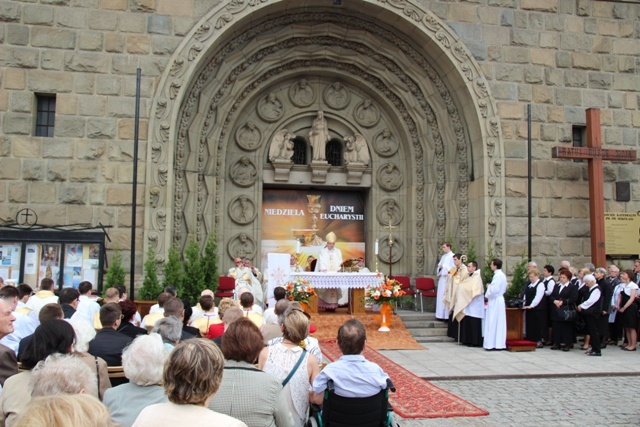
144, 0, 505, 275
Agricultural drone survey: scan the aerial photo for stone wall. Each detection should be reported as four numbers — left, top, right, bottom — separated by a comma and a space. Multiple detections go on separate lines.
0, 0, 638, 284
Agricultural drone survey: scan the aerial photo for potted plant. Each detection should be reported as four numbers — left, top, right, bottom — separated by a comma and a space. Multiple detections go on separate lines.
364, 277, 407, 332
136, 247, 163, 317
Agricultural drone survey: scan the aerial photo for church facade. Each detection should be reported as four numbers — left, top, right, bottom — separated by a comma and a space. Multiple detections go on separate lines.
0, 0, 638, 284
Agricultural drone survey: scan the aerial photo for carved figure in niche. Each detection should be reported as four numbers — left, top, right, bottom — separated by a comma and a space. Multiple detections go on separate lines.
230, 157, 257, 187
354, 99, 380, 127
229, 232, 255, 259
377, 198, 402, 226
229, 195, 255, 224
378, 236, 403, 264
289, 78, 314, 107
268, 130, 295, 162
343, 134, 370, 166
309, 111, 330, 161
374, 129, 397, 156
235, 121, 261, 151
378, 162, 402, 191
324, 81, 350, 110
257, 93, 283, 122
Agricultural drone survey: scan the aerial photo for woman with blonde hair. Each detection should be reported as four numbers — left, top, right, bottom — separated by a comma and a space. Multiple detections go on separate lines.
133, 339, 246, 426
259, 306, 319, 427
15, 394, 114, 427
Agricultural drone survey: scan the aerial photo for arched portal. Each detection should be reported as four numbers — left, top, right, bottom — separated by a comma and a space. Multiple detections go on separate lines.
144, 0, 505, 275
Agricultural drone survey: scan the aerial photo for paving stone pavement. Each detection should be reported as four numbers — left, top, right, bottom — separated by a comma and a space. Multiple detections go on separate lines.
392, 376, 640, 426
376, 342, 640, 425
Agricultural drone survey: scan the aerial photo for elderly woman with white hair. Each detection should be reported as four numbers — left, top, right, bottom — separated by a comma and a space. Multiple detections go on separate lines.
151, 316, 182, 351
30, 353, 99, 397
103, 334, 169, 427
577, 274, 603, 356
68, 317, 111, 399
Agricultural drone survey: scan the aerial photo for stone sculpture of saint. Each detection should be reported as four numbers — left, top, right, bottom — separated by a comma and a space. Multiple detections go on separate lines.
309, 111, 330, 161
268, 130, 295, 162
343, 134, 370, 166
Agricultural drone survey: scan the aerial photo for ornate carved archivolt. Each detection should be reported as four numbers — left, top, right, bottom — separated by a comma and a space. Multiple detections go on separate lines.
145, 1, 505, 271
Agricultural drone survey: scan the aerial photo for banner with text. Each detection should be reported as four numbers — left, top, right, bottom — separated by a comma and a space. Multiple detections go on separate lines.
261, 189, 366, 270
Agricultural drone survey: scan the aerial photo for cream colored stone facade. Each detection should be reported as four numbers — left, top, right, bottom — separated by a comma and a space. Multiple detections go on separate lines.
0, 0, 638, 287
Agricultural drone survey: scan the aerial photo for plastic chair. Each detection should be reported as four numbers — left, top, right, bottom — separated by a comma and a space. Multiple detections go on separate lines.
389, 275, 415, 310
415, 277, 437, 313
309, 378, 397, 427
215, 275, 235, 299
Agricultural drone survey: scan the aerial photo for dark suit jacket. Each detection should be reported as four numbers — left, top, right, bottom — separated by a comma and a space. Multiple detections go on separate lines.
0, 343, 17, 386
17, 334, 33, 360
88, 328, 133, 367
183, 325, 200, 338
116, 322, 147, 340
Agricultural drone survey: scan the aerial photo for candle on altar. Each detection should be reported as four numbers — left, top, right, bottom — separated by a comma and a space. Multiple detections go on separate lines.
374, 241, 379, 255
296, 241, 300, 254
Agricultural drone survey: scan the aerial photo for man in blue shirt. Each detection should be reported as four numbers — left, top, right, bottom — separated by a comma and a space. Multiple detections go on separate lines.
310, 319, 389, 403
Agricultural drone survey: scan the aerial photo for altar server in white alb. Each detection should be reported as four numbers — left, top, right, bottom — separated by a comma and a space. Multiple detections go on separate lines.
435, 242, 455, 320
314, 231, 343, 310
484, 258, 507, 351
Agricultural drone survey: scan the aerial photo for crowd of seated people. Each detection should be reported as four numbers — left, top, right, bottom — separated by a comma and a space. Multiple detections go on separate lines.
3, 259, 634, 425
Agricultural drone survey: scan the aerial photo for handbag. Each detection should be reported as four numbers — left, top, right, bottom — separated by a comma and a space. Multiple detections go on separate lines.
556, 306, 576, 322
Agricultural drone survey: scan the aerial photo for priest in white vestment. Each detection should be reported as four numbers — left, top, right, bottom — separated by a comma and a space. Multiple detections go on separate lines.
435, 242, 455, 320
314, 232, 343, 310
451, 261, 485, 346
483, 258, 507, 350
229, 257, 264, 307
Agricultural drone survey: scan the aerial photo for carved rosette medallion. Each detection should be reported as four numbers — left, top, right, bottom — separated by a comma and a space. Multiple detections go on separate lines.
353, 100, 380, 128
235, 121, 262, 151
229, 157, 258, 187
377, 199, 403, 227
227, 232, 256, 259
377, 163, 403, 191
229, 195, 257, 225
289, 79, 316, 107
373, 129, 399, 157
323, 81, 350, 110
378, 236, 403, 264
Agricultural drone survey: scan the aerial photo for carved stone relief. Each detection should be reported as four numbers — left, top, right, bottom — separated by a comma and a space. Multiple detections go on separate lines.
229, 157, 257, 187
377, 198, 403, 227
268, 130, 295, 163
289, 78, 315, 107
377, 162, 403, 191
229, 195, 256, 225
354, 99, 380, 128
227, 232, 255, 259
323, 81, 350, 110
378, 235, 403, 264
256, 93, 284, 122
373, 129, 398, 157
343, 134, 370, 167
235, 121, 262, 151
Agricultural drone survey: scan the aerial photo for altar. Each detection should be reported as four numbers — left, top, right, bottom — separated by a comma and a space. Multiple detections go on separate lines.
285, 272, 382, 314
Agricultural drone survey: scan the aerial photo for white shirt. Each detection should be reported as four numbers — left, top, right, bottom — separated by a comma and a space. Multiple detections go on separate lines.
74, 294, 101, 324
579, 286, 601, 310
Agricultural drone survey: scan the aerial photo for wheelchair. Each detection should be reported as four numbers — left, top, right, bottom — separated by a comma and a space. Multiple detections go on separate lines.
307, 378, 399, 427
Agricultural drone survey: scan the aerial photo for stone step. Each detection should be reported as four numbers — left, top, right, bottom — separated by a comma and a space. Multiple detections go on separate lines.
409, 328, 452, 337
415, 336, 456, 343
401, 319, 448, 329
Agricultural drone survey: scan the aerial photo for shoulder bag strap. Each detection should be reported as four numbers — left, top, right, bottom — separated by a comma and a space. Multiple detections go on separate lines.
281, 349, 307, 387
94, 356, 100, 394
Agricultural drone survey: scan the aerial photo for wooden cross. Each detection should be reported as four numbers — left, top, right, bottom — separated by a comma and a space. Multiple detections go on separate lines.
551, 108, 637, 267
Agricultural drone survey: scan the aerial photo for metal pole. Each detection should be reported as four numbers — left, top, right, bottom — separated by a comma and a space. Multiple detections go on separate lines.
527, 104, 532, 261
130, 68, 141, 299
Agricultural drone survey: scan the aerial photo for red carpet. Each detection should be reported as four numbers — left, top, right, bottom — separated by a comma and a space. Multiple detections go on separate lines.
319, 339, 489, 419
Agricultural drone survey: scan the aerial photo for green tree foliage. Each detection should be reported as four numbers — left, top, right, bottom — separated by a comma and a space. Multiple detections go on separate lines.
466, 240, 477, 264
182, 239, 205, 306
162, 246, 184, 294
104, 251, 126, 288
202, 235, 219, 293
138, 247, 163, 301
506, 255, 528, 299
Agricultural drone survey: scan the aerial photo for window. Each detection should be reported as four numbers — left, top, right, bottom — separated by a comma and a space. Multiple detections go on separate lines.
326, 139, 343, 166
292, 137, 307, 165
35, 94, 56, 137
572, 125, 585, 162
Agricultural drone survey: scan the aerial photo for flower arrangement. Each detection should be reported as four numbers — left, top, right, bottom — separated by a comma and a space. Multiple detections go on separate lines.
285, 276, 317, 304
364, 277, 406, 306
